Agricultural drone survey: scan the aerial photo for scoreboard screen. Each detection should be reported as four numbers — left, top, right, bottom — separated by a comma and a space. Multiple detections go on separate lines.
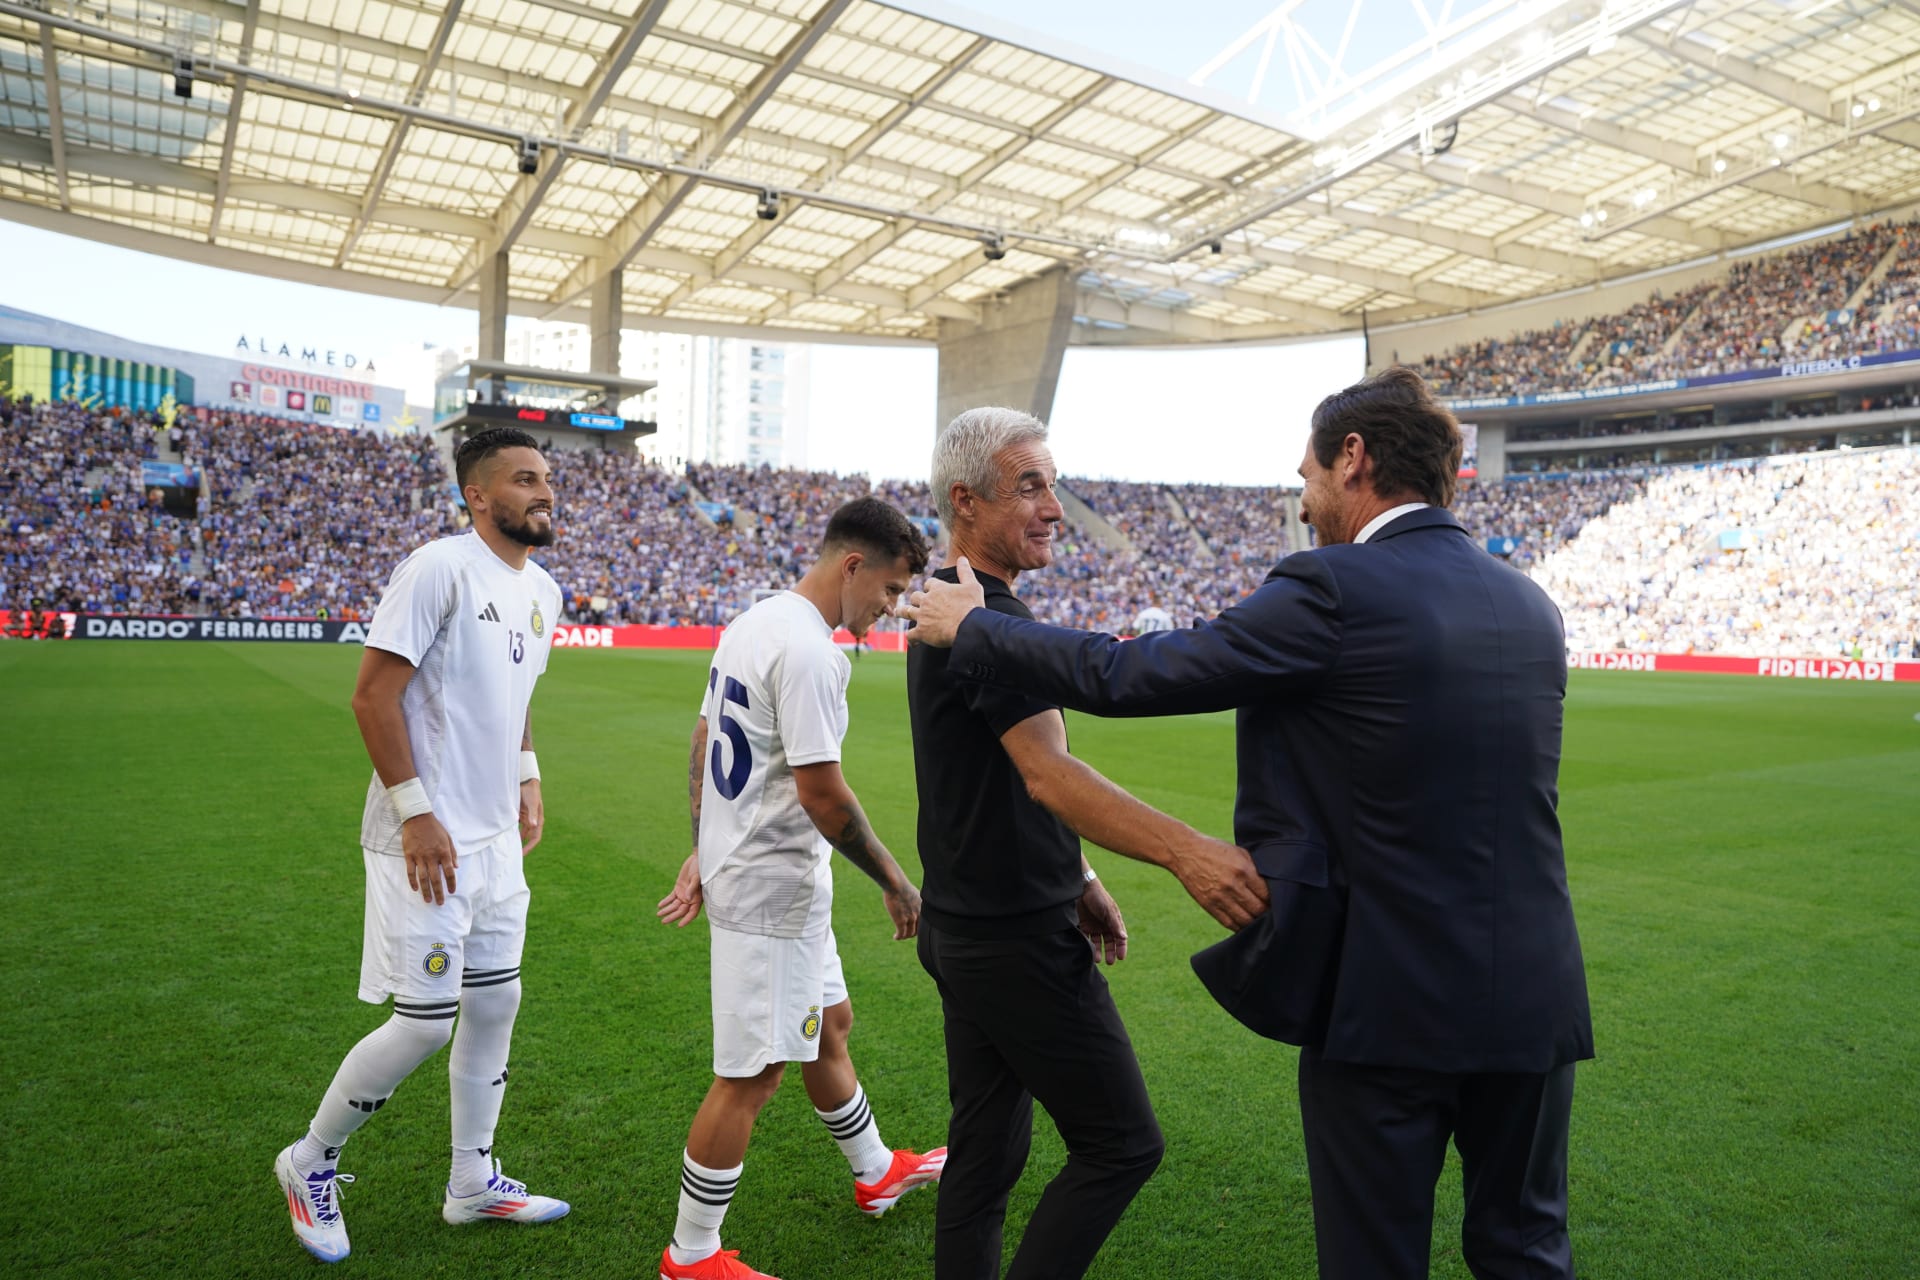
463, 402, 639, 432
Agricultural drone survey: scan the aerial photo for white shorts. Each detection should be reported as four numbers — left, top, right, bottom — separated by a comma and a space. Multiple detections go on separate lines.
357, 827, 529, 1005
709, 924, 848, 1078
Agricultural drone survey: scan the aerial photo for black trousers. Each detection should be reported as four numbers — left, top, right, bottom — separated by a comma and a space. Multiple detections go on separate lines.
918, 922, 1164, 1280
1297, 1046, 1577, 1280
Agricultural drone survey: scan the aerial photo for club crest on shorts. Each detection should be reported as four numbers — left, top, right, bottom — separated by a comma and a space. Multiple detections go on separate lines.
801, 1005, 822, 1041
422, 942, 451, 978
529, 600, 545, 638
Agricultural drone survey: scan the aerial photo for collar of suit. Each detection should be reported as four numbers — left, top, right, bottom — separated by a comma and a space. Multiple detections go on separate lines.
1354, 502, 1433, 544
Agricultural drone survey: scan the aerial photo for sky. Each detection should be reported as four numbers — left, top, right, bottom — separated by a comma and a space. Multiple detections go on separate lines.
0, 0, 1378, 484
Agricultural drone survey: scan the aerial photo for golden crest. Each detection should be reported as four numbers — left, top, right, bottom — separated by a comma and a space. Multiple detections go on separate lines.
530, 600, 545, 638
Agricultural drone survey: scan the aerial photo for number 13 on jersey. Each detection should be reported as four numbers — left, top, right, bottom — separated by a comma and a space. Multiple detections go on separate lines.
708, 667, 752, 800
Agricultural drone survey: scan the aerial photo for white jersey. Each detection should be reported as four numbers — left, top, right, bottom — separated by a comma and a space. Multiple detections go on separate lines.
359, 532, 564, 856
697, 591, 850, 939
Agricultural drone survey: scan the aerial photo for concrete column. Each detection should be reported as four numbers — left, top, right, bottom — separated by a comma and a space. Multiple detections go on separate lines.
1474, 419, 1508, 482
590, 268, 623, 373
476, 250, 509, 404
935, 266, 1076, 432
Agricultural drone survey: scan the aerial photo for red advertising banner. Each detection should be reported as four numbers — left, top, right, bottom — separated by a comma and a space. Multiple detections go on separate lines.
0, 611, 912, 651
4, 613, 1905, 677
1569, 651, 1920, 682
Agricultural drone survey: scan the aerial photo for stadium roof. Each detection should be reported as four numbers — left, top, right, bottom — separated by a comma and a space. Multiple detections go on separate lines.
3, 0, 1920, 346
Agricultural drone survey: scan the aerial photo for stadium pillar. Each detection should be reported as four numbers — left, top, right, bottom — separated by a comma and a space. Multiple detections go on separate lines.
935, 266, 1075, 431
1476, 420, 1508, 482
590, 269, 623, 373
477, 251, 509, 365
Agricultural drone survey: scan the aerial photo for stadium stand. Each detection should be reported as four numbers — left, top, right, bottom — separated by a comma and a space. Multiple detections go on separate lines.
1419, 217, 1920, 398
1531, 448, 1920, 660
1452, 473, 1648, 570
0, 399, 449, 619
5, 388, 1915, 657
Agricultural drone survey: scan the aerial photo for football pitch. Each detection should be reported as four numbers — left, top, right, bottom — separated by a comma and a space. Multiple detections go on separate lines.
3, 640, 1917, 1279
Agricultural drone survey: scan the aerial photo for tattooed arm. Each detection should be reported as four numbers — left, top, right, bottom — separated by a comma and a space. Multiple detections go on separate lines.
793, 760, 920, 940
688, 715, 707, 848
657, 717, 708, 928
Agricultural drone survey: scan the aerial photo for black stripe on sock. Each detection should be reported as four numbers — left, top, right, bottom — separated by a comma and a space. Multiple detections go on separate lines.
393, 1003, 459, 1020
461, 971, 521, 988
681, 1165, 739, 1194
680, 1178, 737, 1207
825, 1101, 874, 1139
463, 967, 518, 979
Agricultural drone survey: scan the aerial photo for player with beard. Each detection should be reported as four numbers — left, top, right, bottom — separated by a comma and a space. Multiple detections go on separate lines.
274, 427, 570, 1263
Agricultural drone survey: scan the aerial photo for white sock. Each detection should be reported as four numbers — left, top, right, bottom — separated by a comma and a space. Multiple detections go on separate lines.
816, 1084, 892, 1184
299, 1005, 456, 1169
669, 1151, 741, 1266
290, 1130, 339, 1172
449, 1145, 494, 1198
448, 974, 520, 1196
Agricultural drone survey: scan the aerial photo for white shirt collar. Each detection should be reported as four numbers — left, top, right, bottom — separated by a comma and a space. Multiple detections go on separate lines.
1353, 502, 1431, 545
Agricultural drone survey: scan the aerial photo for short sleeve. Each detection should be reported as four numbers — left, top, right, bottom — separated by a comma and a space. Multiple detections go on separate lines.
535, 577, 562, 676
964, 590, 1059, 737
777, 630, 847, 767
364, 545, 458, 666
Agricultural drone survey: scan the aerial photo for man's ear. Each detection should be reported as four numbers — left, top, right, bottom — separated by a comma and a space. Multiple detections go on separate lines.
840, 549, 866, 581
1341, 433, 1370, 488
948, 482, 974, 521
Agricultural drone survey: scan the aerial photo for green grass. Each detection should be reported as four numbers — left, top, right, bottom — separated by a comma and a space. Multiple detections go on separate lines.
3, 641, 1918, 1278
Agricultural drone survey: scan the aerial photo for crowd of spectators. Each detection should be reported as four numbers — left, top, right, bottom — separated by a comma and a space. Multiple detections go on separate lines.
532, 459, 947, 627
1, 399, 451, 619
1025, 480, 1229, 632
1413, 323, 1587, 398
193, 411, 450, 619
1453, 472, 1646, 569
1666, 223, 1899, 377
1833, 226, 1920, 357
1532, 447, 1920, 659
9, 395, 1914, 660
1580, 281, 1720, 386
1418, 217, 1920, 398
0, 397, 197, 615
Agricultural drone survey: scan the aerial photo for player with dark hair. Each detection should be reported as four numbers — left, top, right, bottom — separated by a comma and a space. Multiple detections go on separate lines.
274, 427, 571, 1263
653, 496, 943, 1280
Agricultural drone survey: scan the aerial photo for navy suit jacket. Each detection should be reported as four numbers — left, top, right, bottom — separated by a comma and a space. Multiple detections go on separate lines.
949, 508, 1594, 1074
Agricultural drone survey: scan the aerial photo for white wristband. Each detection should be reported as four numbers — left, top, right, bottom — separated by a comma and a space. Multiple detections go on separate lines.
520, 751, 541, 783
1082, 866, 1098, 884
387, 777, 433, 823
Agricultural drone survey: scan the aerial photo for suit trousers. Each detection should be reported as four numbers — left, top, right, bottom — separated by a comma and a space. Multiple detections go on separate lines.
917, 922, 1164, 1280
1297, 1046, 1576, 1280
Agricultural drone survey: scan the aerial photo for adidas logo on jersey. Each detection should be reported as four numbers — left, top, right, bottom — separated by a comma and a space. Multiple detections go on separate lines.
477, 602, 501, 622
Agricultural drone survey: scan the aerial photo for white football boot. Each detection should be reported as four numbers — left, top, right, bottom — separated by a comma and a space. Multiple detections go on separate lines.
441, 1159, 571, 1225
274, 1144, 354, 1263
